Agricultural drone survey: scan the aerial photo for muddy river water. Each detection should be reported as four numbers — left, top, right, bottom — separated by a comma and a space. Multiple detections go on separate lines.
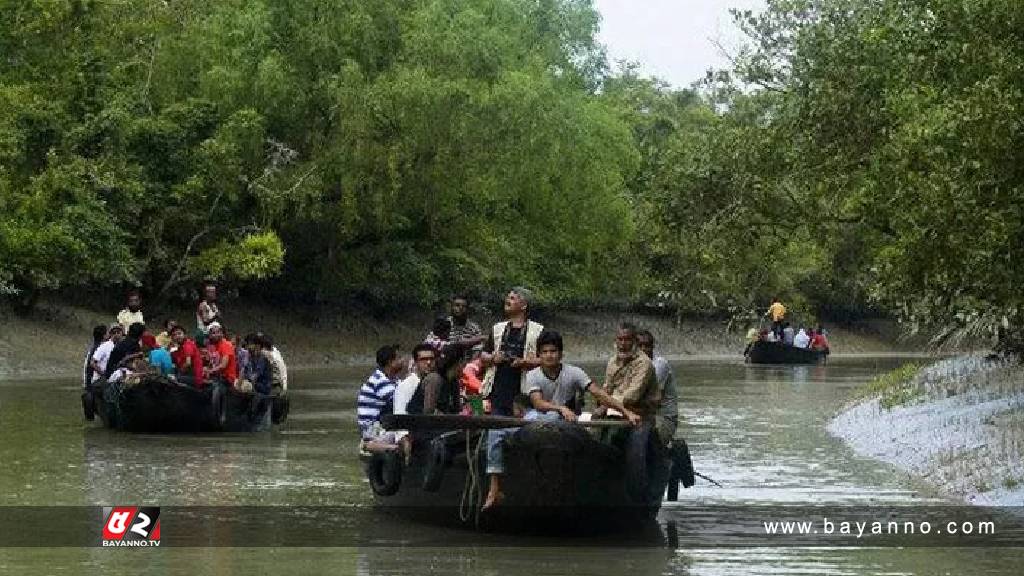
1, 356, 1021, 574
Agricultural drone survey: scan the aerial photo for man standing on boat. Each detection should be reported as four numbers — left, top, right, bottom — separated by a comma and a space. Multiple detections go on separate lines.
480, 287, 544, 510
116, 290, 144, 333
448, 294, 485, 361
196, 283, 221, 346
636, 329, 677, 444
481, 288, 544, 415
765, 297, 786, 340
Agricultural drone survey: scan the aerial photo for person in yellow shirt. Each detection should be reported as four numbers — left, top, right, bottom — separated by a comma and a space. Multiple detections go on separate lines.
765, 297, 786, 340
155, 318, 178, 349
116, 290, 145, 333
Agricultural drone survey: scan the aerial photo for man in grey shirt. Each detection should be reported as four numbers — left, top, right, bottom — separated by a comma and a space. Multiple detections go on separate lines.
637, 329, 678, 444
483, 329, 642, 511
523, 330, 639, 424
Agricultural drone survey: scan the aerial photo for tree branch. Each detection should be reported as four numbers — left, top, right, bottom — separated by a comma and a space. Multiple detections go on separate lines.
141, 38, 160, 113
158, 226, 213, 298
157, 188, 228, 297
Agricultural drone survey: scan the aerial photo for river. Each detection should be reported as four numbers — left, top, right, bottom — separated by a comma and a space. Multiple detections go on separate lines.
1, 357, 1021, 574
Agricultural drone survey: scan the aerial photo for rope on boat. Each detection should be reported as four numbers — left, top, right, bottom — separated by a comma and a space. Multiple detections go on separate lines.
458, 429, 486, 527
694, 471, 724, 488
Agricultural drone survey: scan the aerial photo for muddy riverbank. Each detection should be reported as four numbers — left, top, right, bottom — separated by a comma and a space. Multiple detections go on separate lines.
1, 300, 913, 380
829, 355, 1024, 506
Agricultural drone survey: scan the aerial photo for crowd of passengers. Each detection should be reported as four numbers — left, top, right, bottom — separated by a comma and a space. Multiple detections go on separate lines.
82, 283, 288, 402
357, 287, 680, 511
745, 297, 831, 353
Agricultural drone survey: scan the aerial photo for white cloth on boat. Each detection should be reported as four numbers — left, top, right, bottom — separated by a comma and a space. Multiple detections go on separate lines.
269, 347, 288, 391
391, 373, 425, 441
107, 367, 131, 384
90, 340, 115, 383
394, 373, 418, 416
793, 329, 810, 348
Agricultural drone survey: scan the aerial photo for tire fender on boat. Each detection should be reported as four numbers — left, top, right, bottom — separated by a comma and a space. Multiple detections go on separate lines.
666, 439, 695, 501
271, 394, 290, 424
367, 450, 403, 497
81, 390, 96, 421
211, 384, 228, 431
421, 437, 448, 492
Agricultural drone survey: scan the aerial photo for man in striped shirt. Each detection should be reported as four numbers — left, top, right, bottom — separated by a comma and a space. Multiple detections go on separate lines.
357, 344, 405, 441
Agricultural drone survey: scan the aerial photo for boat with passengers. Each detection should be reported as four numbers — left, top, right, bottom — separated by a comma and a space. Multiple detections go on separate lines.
361, 413, 695, 531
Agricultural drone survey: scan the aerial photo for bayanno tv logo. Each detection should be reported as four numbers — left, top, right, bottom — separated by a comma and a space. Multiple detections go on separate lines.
101, 506, 161, 547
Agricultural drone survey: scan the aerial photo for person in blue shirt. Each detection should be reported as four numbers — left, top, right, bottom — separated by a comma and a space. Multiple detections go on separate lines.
242, 334, 272, 395
142, 334, 174, 376
241, 333, 274, 430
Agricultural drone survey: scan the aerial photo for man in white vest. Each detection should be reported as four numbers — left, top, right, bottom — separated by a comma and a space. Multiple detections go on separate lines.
480, 287, 544, 510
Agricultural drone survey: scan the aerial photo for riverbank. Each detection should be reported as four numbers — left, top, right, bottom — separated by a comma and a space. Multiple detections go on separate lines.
1, 300, 912, 380
828, 355, 1024, 506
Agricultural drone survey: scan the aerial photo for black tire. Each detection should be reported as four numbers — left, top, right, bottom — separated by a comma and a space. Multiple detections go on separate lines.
421, 437, 448, 492
81, 390, 96, 421
271, 395, 289, 424
674, 439, 696, 488
367, 450, 403, 497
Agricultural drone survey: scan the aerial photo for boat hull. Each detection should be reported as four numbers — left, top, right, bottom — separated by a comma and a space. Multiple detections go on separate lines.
89, 374, 278, 433
746, 340, 828, 365
365, 419, 672, 531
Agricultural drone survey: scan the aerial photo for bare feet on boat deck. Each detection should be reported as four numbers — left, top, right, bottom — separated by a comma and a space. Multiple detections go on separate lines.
400, 436, 412, 466
481, 490, 505, 511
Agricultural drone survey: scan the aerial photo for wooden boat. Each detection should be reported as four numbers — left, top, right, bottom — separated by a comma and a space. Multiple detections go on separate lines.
361, 414, 694, 532
746, 340, 828, 365
84, 373, 287, 433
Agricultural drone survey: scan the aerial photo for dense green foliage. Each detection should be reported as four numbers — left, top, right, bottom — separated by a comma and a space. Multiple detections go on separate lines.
622, 0, 1024, 347
1, 0, 637, 308
2, 0, 1022, 348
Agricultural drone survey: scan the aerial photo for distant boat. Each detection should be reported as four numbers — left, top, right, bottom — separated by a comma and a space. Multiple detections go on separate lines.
85, 374, 288, 433
362, 414, 694, 532
746, 340, 828, 365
